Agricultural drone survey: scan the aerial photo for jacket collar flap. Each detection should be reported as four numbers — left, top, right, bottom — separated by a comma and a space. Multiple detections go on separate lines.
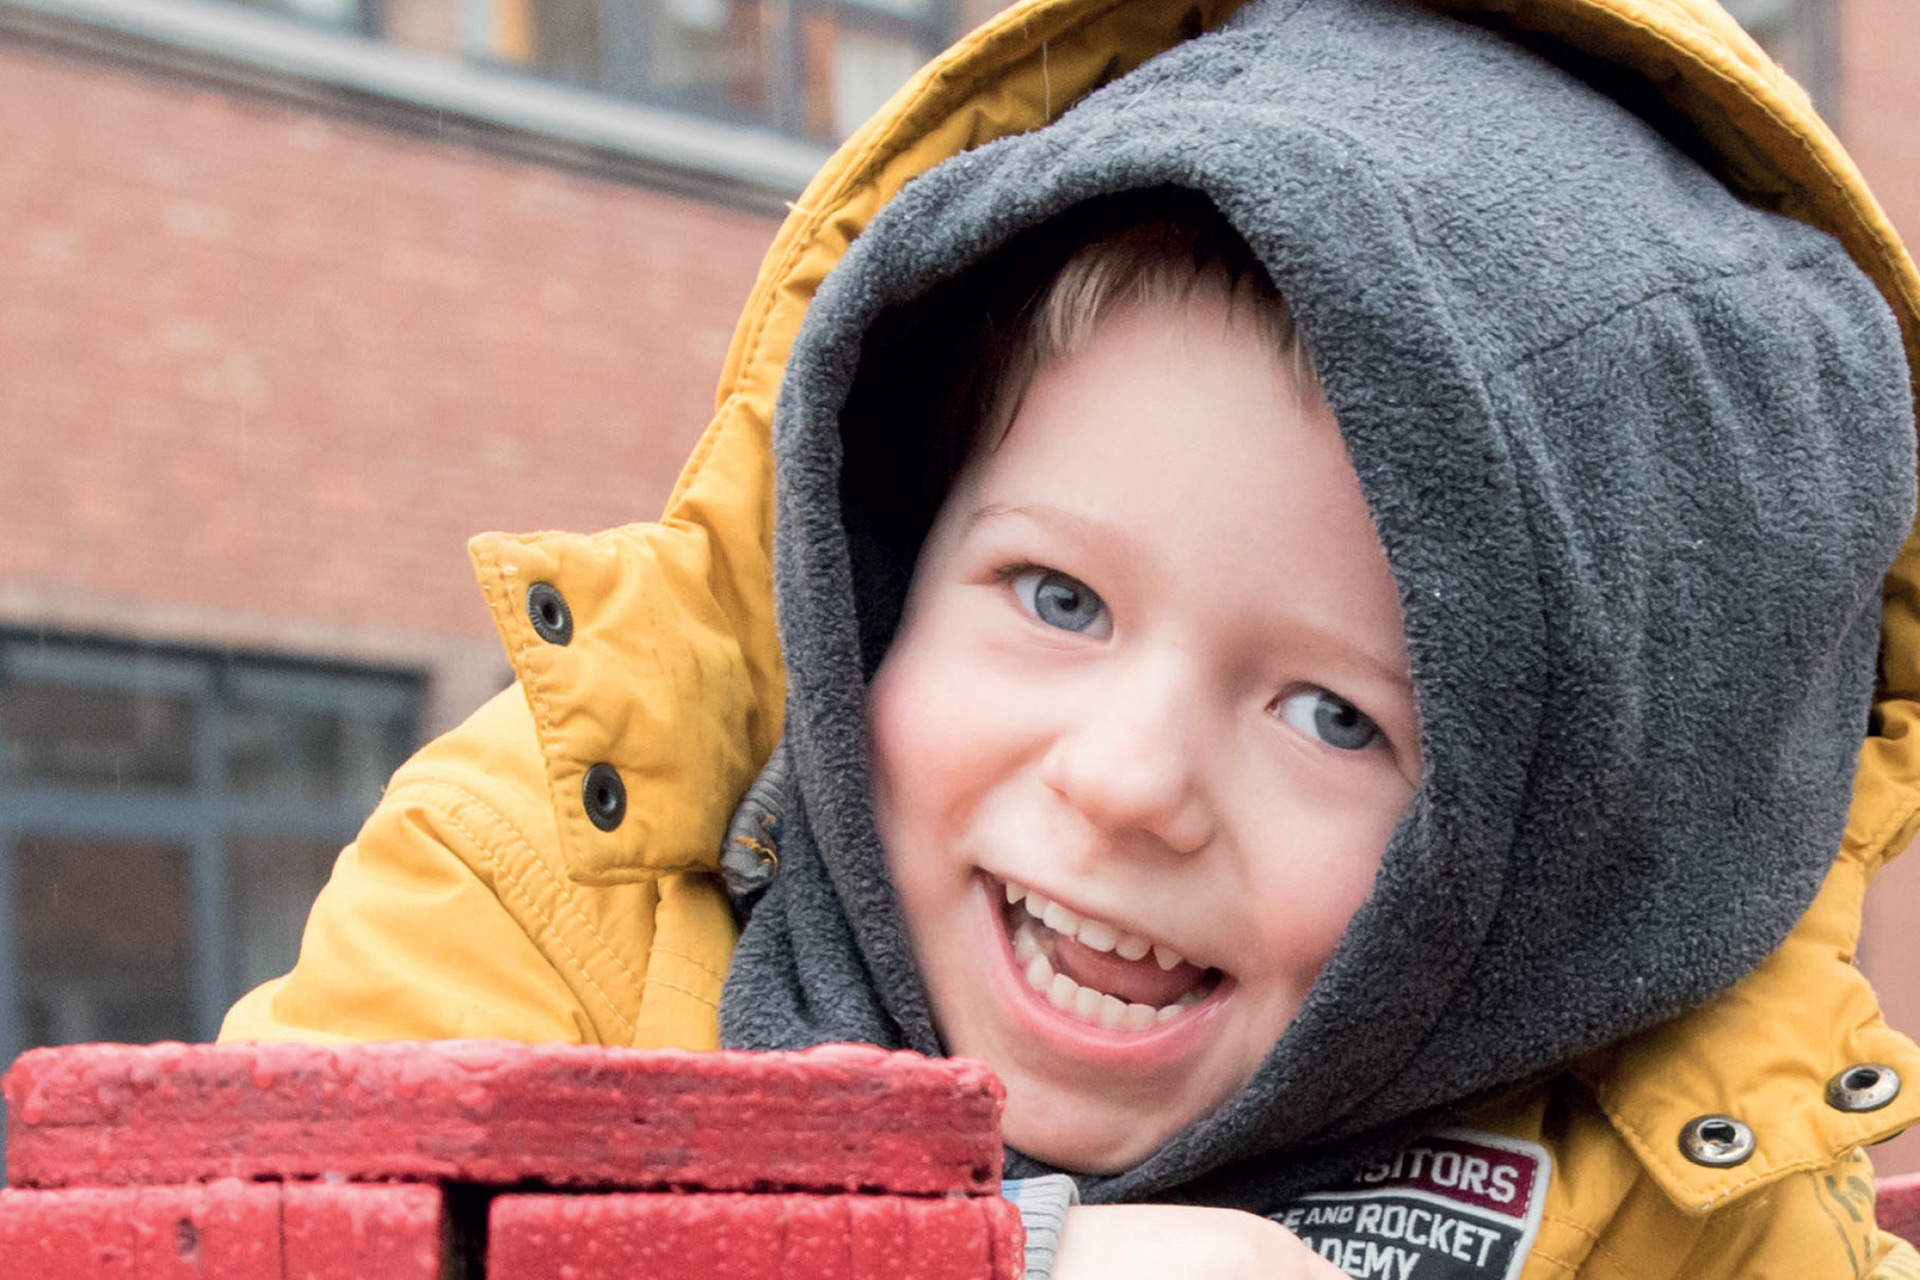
468, 520, 779, 885
1575, 851, 1920, 1214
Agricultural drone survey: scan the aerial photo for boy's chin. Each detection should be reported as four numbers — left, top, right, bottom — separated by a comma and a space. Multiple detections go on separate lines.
1001, 1093, 1183, 1175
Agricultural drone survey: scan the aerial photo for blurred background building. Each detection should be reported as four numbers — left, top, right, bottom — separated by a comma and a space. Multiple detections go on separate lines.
1, 0, 1918, 1171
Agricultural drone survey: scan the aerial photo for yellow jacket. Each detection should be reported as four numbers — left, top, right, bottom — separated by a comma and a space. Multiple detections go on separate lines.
224, 0, 1920, 1273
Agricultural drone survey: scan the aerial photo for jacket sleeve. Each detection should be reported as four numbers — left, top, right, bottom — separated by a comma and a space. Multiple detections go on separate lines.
219, 790, 598, 1045
218, 685, 684, 1047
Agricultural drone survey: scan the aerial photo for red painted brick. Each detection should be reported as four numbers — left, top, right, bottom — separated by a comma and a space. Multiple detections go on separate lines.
0, 1180, 444, 1278
4, 1041, 1003, 1195
487, 1191, 1023, 1280
281, 1182, 444, 1279
0, 1179, 281, 1277
1882, 1173, 1920, 1248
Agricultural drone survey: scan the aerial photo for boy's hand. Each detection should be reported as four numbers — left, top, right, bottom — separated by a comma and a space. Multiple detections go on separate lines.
1052, 1204, 1346, 1279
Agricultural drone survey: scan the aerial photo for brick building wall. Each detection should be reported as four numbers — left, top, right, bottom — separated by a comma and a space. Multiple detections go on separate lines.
0, 38, 776, 732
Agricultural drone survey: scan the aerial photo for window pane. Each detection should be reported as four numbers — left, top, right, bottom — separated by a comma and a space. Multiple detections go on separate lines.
15, 835, 193, 1047
533, 0, 604, 83
228, 835, 341, 995
651, 0, 768, 117
223, 668, 414, 803
382, 0, 465, 55
0, 678, 194, 789
810, 22, 923, 142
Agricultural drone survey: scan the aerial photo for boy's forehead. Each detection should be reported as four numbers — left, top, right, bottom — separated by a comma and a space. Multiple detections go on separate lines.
929, 309, 1411, 677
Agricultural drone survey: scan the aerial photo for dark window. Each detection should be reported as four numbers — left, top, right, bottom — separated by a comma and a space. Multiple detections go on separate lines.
0, 633, 421, 1068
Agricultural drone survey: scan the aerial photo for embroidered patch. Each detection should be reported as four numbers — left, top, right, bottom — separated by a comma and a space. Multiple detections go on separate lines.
1273, 1130, 1552, 1279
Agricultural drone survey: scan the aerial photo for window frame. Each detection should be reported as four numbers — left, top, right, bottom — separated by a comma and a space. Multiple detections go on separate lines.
0, 630, 423, 1067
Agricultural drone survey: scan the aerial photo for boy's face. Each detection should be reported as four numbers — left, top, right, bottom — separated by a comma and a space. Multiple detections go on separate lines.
867, 291, 1421, 1173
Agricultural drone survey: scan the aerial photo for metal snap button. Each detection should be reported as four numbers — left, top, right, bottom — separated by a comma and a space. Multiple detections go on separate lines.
1679, 1115, 1755, 1168
527, 583, 573, 646
582, 763, 626, 831
1826, 1064, 1901, 1114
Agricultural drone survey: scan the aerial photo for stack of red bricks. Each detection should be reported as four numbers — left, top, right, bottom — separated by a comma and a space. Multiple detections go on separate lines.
1883, 1173, 1920, 1252
0, 1040, 1022, 1278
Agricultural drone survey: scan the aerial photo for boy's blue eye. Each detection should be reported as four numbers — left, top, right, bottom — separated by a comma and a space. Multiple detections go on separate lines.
1276, 689, 1381, 751
1011, 569, 1110, 636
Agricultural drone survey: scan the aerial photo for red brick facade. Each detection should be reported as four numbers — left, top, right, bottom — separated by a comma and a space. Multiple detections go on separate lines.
0, 40, 776, 729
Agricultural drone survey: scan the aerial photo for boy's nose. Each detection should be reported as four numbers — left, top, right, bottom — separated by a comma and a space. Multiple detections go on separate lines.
1037, 669, 1216, 854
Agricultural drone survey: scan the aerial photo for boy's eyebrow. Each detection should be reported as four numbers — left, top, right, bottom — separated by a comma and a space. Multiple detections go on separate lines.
961, 502, 1415, 688
961, 502, 1116, 544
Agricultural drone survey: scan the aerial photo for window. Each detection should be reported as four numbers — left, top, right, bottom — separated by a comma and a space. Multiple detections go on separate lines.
0, 633, 421, 1069
1724, 0, 1838, 119
224, 0, 958, 143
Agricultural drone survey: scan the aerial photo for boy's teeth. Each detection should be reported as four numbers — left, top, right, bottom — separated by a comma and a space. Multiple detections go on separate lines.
1049, 972, 1077, 1010
1012, 921, 1041, 964
1041, 900, 1082, 936
1025, 950, 1199, 1030
1077, 919, 1119, 952
1153, 943, 1185, 971
1011, 884, 1167, 964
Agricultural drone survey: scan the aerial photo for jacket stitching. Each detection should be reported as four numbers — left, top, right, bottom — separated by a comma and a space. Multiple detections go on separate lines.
432, 803, 640, 1040
1522, 1242, 1582, 1276
401, 778, 654, 1000
1582, 1229, 1647, 1278
1852, 786, 1920, 873
498, 832, 653, 1001
1539, 1211, 1600, 1243
641, 975, 720, 1012
473, 547, 580, 857
1599, 1098, 1825, 1211
400, 780, 643, 1039
649, 943, 728, 987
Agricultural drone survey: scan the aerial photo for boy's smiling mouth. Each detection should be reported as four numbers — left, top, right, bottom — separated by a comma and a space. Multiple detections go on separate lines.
994, 877, 1223, 1030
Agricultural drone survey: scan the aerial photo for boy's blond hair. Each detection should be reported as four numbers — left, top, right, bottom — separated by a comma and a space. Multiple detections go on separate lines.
841, 189, 1308, 599
1026, 213, 1302, 396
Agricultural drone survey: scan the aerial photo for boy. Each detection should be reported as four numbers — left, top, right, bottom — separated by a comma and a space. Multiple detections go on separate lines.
226, 0, 1920, 1273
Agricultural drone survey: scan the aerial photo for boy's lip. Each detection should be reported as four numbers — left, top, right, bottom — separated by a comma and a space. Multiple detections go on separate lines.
973, 874, 1233, 1071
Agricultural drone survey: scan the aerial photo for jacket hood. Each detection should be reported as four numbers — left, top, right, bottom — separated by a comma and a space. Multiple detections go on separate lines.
717, 0, 1917, 1206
